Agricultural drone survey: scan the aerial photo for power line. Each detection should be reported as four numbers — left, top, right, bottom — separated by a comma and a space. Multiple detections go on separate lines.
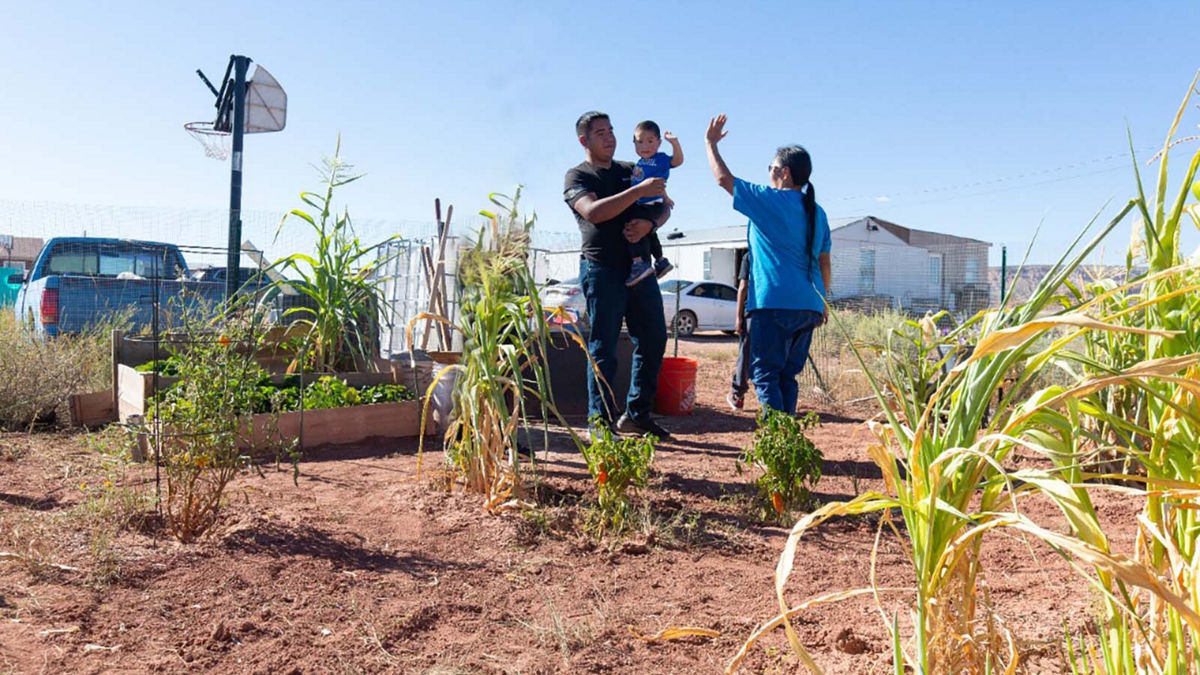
834, 145, 1158, 206
848, 164, 1130, 215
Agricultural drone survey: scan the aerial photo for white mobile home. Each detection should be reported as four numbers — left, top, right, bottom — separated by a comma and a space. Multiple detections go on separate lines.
537, 216, 992, 314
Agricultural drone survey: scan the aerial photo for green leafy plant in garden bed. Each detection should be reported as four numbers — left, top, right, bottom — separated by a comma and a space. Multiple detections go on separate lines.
737, 410, 822, 523
299, 376, 412, 410
134, 359, 181, 376
582, 416, 656, 534
148, 370, 412, 414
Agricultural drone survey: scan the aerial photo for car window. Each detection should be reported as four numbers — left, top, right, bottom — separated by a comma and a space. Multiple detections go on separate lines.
688, 284, 712, 298
713, 285, 737, 301
659, 280, 690, 294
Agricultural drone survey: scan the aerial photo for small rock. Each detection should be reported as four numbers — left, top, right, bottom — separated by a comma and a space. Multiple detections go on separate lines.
835, 627, 869, 655
209, 622, 231, 643
624, 538, 652, 554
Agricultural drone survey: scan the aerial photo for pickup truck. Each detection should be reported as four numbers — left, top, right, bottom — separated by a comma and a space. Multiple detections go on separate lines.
9, 237, 229, 336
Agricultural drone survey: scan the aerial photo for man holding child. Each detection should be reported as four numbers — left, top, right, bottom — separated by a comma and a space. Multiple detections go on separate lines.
563, 111, 673, 440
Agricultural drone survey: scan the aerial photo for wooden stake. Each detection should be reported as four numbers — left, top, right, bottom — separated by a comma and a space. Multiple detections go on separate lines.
433, 205, 453, 348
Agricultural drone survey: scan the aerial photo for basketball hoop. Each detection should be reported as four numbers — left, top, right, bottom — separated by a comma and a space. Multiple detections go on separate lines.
184, 121, 231, 160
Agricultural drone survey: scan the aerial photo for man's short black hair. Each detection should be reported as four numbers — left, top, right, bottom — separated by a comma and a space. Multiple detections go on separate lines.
576, 111, 610, 138
635, 120, 661, 138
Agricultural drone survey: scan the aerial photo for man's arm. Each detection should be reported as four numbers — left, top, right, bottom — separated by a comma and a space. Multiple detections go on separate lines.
623, 202, 672, 243
665, 131, 684, 168
818, 252, 832, 325
572, 178, 666, 225
705, 115, 734, 196
735, 278, 748, 336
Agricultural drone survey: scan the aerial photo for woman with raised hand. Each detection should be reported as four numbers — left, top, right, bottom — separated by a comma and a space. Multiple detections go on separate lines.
705, 114, 832, 414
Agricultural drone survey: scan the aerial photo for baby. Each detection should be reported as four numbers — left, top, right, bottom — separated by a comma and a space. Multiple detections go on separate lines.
626, 120, 682, 286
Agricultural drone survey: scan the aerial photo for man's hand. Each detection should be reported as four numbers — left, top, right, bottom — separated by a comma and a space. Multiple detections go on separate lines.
635, 177, 667, 199
706, 114, 728, 145
735, 317, 745, 337
624, 218, 653, 243
818, 310, 828, 327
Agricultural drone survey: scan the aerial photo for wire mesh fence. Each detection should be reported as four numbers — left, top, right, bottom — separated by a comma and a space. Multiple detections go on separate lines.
2, 199, 1027, 407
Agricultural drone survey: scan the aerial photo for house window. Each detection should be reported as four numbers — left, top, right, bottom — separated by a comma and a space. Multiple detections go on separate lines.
703, 250, 712, 280
859, 248, 875, 294
928, 254, 942, 288
964, 257, 980, 283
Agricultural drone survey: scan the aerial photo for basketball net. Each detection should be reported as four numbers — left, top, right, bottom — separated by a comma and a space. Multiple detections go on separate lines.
184, 121, 231, 160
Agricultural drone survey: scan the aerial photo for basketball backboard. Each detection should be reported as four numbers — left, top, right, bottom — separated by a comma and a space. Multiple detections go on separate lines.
245, 65, 286, 133
209, 60, 286, 134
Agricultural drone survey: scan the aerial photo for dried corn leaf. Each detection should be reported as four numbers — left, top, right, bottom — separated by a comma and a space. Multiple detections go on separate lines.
629, 626, 720, 642
1002, 515, 1200, 633
967, 313, 1178, 364
727, 587, 911, 674
773, 494, 897, 674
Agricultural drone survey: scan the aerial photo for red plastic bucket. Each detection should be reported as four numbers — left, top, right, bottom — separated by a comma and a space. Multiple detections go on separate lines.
655, 357, 698, 416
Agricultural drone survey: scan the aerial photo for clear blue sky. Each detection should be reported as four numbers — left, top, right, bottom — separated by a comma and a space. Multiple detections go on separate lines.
3, 0, 1199, 265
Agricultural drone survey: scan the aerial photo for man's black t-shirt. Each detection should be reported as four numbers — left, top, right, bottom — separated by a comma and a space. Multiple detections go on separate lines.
563, 160, 636, 270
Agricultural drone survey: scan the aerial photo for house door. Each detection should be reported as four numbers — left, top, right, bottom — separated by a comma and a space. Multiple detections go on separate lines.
707, 248, 738, 285
928, 252, 943, 303
859, 248, 876, 295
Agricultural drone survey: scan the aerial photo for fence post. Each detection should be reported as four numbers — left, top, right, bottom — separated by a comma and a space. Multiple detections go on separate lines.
1000, 245, 1007, 305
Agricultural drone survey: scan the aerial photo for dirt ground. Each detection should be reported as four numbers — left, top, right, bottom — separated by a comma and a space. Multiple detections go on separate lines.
0, 334, 1135, 674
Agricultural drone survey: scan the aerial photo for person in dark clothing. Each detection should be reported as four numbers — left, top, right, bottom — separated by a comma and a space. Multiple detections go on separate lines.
728, 250, 752, 410
563, 111, 673, 439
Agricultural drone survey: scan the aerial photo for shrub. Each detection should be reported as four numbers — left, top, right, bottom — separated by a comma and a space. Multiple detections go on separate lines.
583, 418, 656, 533
149, 313, 268, 542
737, 410, 822, 522
809, 308, 916, 402
0, 312, 116, 429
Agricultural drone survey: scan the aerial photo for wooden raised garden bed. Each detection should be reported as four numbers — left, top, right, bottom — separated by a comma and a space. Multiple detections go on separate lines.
118, 359, 441, 455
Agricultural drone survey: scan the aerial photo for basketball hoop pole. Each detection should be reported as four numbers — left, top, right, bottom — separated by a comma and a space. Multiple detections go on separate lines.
226, 54, 251, 303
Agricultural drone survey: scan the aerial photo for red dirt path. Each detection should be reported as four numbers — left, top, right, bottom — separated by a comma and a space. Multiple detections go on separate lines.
0, 335, 1133, 674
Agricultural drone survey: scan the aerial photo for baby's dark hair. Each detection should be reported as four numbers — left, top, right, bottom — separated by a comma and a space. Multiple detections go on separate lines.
634, 120, 661, 138
775, 145, 818, 273
575, 111, 609, 137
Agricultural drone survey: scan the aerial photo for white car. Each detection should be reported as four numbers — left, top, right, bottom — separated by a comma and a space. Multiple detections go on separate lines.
660, 280, 739, 336
539, 276, 588, 328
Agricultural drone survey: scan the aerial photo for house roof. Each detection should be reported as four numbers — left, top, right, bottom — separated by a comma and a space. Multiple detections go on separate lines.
833, 216, 991, 246
1, 236, 44, 262
541, 215, 990, 252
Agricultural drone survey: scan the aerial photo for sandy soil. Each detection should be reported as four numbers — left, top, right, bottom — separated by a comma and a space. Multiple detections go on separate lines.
0, 334, 1134, 674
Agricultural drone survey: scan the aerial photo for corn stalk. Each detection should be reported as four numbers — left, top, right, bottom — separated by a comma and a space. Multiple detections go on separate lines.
409, 189, 577, 511
273, 137, 399, 373
1056, 69, 1200, 674
734, 73, 1200, 673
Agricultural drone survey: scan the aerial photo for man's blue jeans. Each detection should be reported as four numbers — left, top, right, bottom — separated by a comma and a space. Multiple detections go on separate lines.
748, 308, 823, 414
581, 260, 667, 423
